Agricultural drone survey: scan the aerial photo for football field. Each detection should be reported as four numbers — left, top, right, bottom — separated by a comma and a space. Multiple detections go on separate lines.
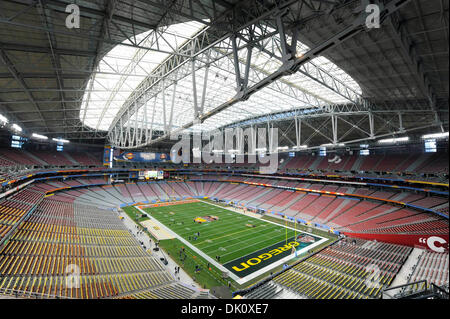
138, 200, 330, 282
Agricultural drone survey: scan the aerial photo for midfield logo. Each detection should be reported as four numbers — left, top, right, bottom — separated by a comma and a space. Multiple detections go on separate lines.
194, 215, 219, 223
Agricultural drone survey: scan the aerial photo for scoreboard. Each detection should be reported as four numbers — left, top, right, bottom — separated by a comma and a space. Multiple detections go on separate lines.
139, 170, 164, 180
11, 135, 28, 149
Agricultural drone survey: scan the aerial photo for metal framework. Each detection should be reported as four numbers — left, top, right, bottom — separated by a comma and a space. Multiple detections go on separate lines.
219, 105, 449, 152
0, 0, 447, 147
107, 0, 413, 149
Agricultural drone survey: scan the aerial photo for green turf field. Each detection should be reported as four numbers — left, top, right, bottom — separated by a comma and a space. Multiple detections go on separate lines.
139, 200, 329, 279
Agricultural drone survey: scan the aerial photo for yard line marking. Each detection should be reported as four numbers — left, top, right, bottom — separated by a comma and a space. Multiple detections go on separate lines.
203, 228, 295, 257
145, 203, 288, 259
134, 206, 241, 283
203, 227, 296, 259
198, 223, 281, 250
152, 214, 249, 238
137, 199, 331, 284
195, 225, 265, 246
149, 209, 265, 239
198, 199, 325, 238
144, 201, 300, 253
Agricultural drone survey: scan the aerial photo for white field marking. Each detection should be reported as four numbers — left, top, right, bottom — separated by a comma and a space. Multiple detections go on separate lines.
174, 204, 321, 257
197, 223, 280, 251
205, 225, 299, 259
205, 225, 300, 259
198, 220, 285, 250
167, 212, 265, 238
185, 215, 271, 238
198, 200, 327, 239
176, 218, 272, 241
230, 236, 328, 284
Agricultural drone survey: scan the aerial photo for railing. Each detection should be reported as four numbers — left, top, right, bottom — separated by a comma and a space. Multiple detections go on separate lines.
0, 286, 73, 299
382, 280, 428, 299
382, 280, 449, 299
232, 237, 342, 298
0, 199, 42, 247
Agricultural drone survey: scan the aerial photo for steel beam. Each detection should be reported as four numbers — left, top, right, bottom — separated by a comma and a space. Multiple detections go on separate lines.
126, 0, 411, 149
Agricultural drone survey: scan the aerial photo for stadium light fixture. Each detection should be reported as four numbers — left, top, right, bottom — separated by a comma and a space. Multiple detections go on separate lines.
52, 138, 70, 143
421, 132, 449, 139
0, 114, 8, 124
32, 133, 48, 140
212, 150, 223, 153
293, 145, 308, 149
378, 136, 409, 144
11, 123, 22, 132
255, 147, 267, 152
321, 143, 344, 147
277, 146, 289, 151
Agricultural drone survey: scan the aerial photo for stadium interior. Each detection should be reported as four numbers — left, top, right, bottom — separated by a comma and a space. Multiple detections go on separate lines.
0, 0, 448, 301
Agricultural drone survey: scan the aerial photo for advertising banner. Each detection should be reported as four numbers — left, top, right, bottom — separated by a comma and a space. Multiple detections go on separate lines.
114, 151, 169, 162
343, 232, 449, 252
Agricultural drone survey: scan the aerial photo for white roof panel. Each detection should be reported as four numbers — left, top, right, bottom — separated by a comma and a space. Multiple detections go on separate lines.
81, 21, 362, 133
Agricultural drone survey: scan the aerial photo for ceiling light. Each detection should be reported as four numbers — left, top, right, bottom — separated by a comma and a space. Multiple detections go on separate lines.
421, 132, 449, 139
32, 133, 48, 140
0, 114, 8, 124
321, 143, 344, 147
378, 137, 409, 144
52, 138, 70, 143
11, 124, 22, 132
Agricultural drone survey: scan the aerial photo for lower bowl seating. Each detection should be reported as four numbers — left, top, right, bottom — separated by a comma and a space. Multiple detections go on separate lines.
0, 199, 196, 299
